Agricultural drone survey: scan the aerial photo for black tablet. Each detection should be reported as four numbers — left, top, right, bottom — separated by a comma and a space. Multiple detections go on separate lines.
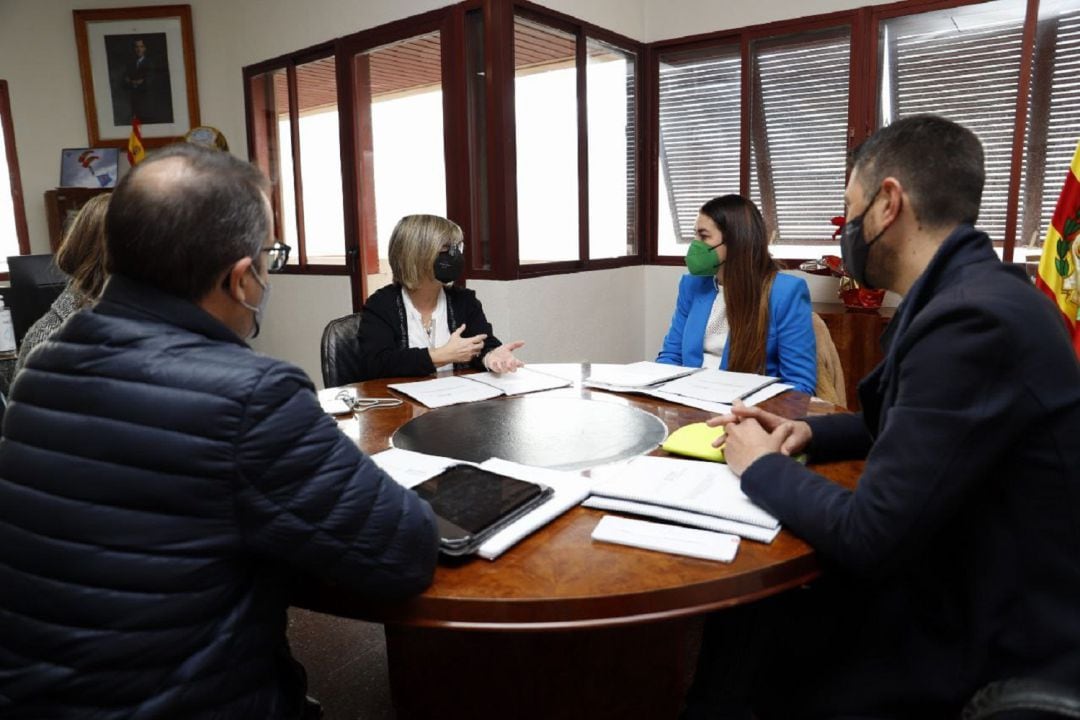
413, 464, 553, 556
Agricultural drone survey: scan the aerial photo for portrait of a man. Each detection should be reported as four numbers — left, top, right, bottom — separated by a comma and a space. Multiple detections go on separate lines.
104, 33, 174, 125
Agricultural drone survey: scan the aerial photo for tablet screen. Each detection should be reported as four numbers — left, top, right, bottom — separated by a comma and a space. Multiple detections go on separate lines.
413, 464, 544, 535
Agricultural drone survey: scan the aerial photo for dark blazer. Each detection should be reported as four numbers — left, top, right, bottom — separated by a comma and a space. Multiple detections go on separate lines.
353, 283, 501, 382
742, 225, 1080, 716
0, 275, 439, 718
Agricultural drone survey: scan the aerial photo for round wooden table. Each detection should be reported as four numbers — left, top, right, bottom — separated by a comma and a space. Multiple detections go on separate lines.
302, 365, 861, 718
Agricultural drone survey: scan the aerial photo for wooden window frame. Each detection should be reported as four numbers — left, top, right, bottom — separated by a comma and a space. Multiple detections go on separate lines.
646, 0, 1044, 266
0, 80, 30, 281
243, 42, 348, 278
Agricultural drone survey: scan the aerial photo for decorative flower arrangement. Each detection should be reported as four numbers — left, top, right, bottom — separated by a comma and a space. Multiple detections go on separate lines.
797, 216, 886, 309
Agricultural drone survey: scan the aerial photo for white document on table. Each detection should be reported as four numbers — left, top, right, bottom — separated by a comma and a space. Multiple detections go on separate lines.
589, 455, 780, 530
582, 496, 780, 543
642, 382, 792, 415
387, 376, 503, 408
657, 369, 779, 405
370, 448, 462, 489
584, 361, 699, 389
475, 459, 590, 561
591, 515, 740, 563
465, 367, 572, 396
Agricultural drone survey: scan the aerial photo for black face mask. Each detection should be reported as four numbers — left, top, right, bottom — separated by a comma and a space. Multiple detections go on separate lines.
841, 188, 887, 289
433, 248, 464, 284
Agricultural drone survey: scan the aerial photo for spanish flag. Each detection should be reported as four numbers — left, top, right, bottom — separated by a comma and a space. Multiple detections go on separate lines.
1035, 140, 1080, 358
127, 116, 146, 166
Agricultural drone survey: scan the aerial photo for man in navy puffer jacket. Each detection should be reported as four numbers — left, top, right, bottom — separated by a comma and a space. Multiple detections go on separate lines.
0, 144, 440, 718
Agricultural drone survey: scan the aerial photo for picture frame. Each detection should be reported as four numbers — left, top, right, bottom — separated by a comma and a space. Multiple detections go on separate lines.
59, 147, 119, 188
73, 5, 200, 149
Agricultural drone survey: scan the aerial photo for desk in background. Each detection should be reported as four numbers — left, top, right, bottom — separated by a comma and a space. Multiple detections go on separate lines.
297, 366, 862, 719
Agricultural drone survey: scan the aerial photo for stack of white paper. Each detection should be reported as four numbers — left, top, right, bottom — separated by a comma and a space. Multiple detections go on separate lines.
591, 515, 740, 563
587, 455, 781, 543
655, 368, 779, 405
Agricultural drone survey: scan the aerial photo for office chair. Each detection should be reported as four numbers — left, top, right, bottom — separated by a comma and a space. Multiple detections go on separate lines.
320, 312, 363, 388
962, 678, 1080, 719
811, 313, 846, 407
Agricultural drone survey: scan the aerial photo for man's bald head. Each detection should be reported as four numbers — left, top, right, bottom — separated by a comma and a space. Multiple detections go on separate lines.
106, 143, 271, 301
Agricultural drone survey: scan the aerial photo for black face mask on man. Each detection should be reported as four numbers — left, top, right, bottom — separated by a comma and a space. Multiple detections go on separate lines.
433, 247, 464, 284
841, 187, 888, 289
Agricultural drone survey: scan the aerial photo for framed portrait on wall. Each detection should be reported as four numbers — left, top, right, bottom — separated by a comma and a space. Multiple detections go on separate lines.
73, 5, 200, 148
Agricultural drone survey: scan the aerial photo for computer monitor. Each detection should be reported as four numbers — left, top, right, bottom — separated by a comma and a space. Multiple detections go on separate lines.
7, 254, 68, 347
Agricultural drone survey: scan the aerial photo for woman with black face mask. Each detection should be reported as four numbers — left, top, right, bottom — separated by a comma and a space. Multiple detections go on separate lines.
656, 195, 817, 395
353, 214, 524, 381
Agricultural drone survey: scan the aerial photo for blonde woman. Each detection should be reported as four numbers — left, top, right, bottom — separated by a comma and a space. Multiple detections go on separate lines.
354, 214, 524, 381
15, 194, 110, 374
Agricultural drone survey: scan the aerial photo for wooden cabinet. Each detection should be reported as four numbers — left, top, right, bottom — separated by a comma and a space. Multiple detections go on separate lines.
43, 188, 111, 252
813, 302, 894, 411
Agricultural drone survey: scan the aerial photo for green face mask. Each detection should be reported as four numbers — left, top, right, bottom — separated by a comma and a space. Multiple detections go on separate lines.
684, 239, 722, 276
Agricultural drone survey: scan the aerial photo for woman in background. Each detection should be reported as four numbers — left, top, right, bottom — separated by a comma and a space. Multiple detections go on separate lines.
14, 194, 110, 374
657, 194, 816, 395
354, 214, 524, 381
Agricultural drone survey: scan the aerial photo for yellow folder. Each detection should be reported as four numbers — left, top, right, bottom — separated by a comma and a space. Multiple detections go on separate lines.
661, 422, 726, 462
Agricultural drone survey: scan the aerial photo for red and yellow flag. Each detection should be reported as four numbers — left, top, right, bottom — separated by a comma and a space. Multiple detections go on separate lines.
127, 116, 146, 166
1035, 140, 1080, 357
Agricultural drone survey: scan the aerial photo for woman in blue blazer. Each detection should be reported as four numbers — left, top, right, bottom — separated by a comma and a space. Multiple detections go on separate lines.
657, 195, 816, 395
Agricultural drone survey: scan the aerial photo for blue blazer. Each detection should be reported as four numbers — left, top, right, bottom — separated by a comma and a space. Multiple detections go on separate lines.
657, 272, 817, 395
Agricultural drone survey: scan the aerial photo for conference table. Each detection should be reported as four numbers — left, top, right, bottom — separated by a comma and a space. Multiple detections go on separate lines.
301, 364, 862, 719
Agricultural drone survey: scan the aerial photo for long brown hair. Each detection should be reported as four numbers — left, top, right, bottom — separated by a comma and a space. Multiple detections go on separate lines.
700, 195, 777, 374
55, 193, 110, 302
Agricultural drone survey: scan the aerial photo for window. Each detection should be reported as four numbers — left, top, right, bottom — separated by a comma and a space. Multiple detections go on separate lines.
352, 31, 447, 295
656, 44, 742, 256
509, 9, 641, 272
0, 80, 29, 276
246, 48, 346, 272
514, 16, 579, 265
751, 27, 852, 250
1019, 0, 1080, 255
877, 0, 1027, 246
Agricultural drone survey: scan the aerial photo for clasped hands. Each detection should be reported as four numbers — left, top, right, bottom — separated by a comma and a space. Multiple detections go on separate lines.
431, 325, 525, 373
707, 401, 812, 476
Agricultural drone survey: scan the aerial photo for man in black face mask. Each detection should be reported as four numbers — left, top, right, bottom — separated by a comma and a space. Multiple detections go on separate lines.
682, 115, 1080, 718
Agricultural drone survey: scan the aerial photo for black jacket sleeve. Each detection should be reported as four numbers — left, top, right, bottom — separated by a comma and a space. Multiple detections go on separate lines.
447, 287, 502, 371
356, 286, 437, 381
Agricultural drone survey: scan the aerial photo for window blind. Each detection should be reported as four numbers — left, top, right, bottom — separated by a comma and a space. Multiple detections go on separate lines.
881, 4, 1026, 244
750, 29, 852, 244
1022, 7, 1080, 249
657, 47, 741, 245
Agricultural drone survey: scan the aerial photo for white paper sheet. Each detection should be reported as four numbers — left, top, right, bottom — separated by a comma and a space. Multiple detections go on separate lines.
370, 448, 463, 489
658, 369, 779, 404
582, 496, 780, 543
584, 361, 699, 389
465, 367, 572, 396
591, 515, 740, 563
387, 376, 503, 408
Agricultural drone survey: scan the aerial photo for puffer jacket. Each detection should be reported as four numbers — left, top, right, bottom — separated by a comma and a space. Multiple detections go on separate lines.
0, 274, 439, 719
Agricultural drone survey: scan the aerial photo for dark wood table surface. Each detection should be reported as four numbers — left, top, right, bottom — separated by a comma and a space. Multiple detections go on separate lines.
302, 364, 863, 719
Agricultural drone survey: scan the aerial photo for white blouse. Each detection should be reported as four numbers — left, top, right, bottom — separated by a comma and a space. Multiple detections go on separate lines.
402, 288, 452, 372
701, 286, 729, 369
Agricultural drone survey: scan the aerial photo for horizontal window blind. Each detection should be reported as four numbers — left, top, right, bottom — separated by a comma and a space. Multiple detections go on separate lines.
657, 47, 741, 245
1022, 6, 1080, 249
881, 2, 1026, 244
750, 28, 851, 244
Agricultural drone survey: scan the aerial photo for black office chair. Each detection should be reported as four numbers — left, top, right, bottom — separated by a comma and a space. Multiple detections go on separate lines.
962, 679, 1080, 719
320, 312, 363, 388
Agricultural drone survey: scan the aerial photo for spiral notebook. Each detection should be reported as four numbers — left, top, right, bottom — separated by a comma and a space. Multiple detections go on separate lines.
588, 455, 780, 531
